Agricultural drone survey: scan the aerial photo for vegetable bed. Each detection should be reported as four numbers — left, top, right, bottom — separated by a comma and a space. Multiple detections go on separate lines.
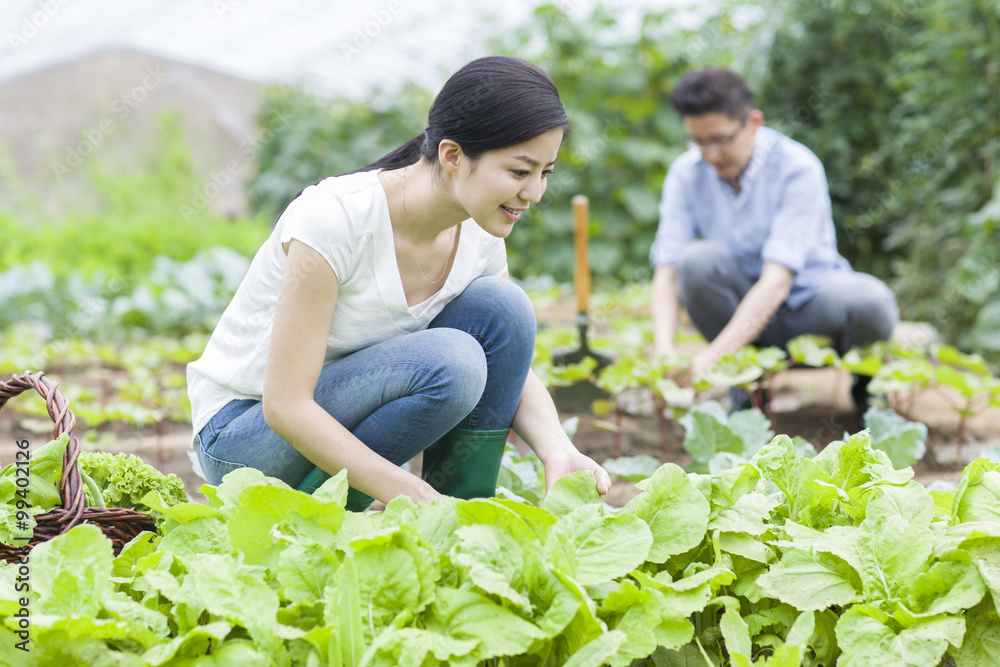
2, 429, 999, 666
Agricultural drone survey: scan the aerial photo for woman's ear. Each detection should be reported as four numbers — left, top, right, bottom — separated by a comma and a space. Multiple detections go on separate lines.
438, 139, 464, 177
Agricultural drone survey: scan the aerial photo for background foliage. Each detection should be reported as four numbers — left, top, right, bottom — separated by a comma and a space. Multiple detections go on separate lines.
0, 115, 268, 340
3, 2, 998, 360
247, 83, 434, 217
0, 115, 268, 286
248, 0, 1000, 359
751, 0, 1000, 355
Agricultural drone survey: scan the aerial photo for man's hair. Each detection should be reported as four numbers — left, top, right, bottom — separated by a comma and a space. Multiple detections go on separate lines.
670, 68, 755, 119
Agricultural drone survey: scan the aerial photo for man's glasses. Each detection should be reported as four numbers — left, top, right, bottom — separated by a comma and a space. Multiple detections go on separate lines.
687, 116, 747, 149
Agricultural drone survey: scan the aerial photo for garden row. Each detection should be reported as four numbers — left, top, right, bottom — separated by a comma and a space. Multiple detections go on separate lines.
3, 278, 998, 476
534, 309, 1000, 464
1, 428, 998, 665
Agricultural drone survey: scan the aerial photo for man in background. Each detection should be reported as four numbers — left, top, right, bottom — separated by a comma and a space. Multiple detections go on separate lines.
648, 68, 898, 415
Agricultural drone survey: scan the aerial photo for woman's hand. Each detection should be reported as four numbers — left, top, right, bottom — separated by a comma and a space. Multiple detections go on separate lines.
541, 448, 612, 496
511, 368, 612, 496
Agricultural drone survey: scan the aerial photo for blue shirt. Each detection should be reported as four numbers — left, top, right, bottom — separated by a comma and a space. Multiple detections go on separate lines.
649, 126, 851, 309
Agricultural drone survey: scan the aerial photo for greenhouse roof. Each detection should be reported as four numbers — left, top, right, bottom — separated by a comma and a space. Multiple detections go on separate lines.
0, 0, 525, 98
0, 0, 704, 98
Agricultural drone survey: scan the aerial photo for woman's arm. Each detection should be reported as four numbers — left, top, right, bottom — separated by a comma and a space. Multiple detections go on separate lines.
496, 268, 610, 495
262, 239, 441, 505
511, 369, 612, 494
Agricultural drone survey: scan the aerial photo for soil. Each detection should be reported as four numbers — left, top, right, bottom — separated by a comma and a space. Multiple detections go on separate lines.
1, 303, 998, 509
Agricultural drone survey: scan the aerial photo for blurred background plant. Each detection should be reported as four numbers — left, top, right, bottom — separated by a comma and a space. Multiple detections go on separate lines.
0, 113, 269, 341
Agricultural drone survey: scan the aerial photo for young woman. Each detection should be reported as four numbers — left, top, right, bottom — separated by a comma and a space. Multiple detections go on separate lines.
187, 56, 611, 510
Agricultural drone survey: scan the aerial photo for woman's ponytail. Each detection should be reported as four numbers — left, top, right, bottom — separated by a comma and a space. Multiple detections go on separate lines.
343, 132, 429, 175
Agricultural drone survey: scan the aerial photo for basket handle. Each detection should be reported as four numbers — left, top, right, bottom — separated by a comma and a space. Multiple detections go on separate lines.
0, 371, 86, 530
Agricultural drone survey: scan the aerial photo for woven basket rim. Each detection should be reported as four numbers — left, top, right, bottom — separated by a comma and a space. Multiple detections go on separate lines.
0, 370, 157, 560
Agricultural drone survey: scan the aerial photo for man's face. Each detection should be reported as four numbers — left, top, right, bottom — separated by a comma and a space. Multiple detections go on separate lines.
683, 110, 763, 181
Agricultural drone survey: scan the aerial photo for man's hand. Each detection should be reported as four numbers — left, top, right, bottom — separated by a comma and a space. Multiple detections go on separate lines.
690, 347, 722, 379
542, 449, 612, 496
669, 347, 719, 387
654, 341, 678, 359
674, 262, 794, 387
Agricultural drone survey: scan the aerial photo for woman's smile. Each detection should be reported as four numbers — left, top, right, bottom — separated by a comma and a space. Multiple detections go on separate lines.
500, 204, 526, 221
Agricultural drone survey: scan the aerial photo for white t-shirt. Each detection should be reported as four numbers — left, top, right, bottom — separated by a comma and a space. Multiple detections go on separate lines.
186, 169, 508, 436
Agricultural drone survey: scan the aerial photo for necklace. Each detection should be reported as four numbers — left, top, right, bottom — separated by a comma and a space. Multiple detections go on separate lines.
401, 166, 455, 284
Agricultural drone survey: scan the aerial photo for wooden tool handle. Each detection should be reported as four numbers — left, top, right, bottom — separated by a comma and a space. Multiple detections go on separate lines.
572, 195, 590, 315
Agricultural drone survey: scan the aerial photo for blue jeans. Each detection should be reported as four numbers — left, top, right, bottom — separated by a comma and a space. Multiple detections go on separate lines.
195, 277, 536, 487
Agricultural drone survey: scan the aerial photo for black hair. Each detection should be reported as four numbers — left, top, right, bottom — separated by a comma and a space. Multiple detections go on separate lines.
670, 68, 755, 119
273, 56, 567, 218
351, 55, 569, 173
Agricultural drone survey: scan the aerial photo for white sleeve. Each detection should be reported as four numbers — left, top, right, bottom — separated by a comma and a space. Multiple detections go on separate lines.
276, 183, 355, 281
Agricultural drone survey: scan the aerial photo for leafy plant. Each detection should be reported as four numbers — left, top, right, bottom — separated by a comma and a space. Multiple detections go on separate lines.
601, 455, 664, 483
928, 346, 1000, 454
869, 344, 1000, 454
678, 400, 778, 474
3, 433, 998, 664
0, 435, 188, 542
594, 352, 691, 456
787, 335, 841, 369
1, 335, 205, 440
695, 346, 789, 420
862, 406, 928, 469
496, 445, 547, 507
0, 247, 251, 339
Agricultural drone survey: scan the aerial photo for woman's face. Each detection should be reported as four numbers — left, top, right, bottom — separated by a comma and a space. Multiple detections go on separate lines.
451, 127, 564, 238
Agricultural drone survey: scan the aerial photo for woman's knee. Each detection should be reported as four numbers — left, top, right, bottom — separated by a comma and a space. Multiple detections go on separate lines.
415, 328, 488, 409
435, 277, 536, 370
466, 276, 536, 334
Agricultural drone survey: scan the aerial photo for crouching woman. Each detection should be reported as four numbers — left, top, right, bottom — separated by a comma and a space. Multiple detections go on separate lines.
186, 56, 611, 510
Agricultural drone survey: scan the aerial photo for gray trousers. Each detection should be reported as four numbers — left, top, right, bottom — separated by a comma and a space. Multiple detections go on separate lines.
675, 241, 899, 353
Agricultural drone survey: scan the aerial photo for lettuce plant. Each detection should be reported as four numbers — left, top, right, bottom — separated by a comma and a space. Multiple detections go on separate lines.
3, 432, 997, 665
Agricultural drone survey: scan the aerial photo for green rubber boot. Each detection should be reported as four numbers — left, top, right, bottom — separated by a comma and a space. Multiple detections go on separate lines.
295, 467, 374, 512
421, 427, 510, 499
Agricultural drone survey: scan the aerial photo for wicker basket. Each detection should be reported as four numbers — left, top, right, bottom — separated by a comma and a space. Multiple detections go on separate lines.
0, 371, 157, 564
